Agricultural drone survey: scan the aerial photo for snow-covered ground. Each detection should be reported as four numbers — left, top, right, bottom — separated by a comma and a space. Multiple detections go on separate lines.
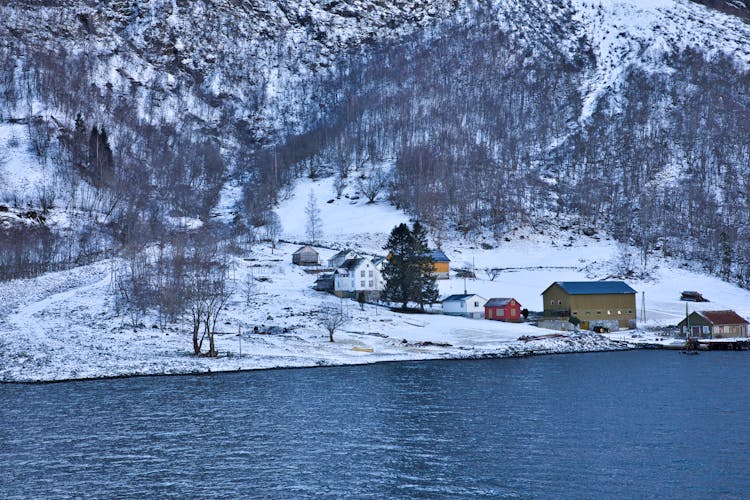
0, 123, 47, 206
3, 173, 750, 383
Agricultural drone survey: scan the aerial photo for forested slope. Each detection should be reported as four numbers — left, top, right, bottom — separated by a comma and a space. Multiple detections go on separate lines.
1, 0, 750, 295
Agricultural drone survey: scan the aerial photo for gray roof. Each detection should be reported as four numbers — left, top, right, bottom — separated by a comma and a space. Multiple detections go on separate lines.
485, 298, 516, 307
330, 249, 356, 260
293, 245, 318, 255
339, 258, 366, 271
442, 294, 481, 302
543, 281, 636, 295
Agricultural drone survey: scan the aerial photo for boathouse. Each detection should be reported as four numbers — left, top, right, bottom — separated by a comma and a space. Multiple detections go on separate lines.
677, 310, 749, 339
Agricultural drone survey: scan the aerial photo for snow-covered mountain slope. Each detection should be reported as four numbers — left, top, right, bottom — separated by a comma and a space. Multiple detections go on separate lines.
3, 184, 750, 382
568, 0, 750, 120
0, 0, 458, 138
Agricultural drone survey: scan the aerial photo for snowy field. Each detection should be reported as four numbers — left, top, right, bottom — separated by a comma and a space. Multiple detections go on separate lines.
2, 174, 750, 382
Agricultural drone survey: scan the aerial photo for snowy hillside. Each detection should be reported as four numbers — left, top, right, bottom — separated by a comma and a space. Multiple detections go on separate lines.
568, 0, 750, 120
2, 0, 750, 381
3, 173, 750, 382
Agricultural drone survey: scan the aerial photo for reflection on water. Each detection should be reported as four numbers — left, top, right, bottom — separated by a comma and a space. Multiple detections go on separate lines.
2, 351, 750, 498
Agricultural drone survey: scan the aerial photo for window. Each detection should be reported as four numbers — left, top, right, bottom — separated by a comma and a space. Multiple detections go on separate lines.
368, 280, 373, 287
585, 311, 591, 316
557, 300, 562, 305
572, 311, 578, 316
596, 311, 602, 315
550, 299, 555, 305
617, 310, 622, 315
627, 309, 632, 314
474, 301, 479, 307
704, 326, 710, 334
361, 280, 365, 287
510, 309, 515, 316
488, 310, 493, 319
361, 270, 365, 277
606, 310, 611, 315
369, 270, 373, 277
498, 309, 504, 316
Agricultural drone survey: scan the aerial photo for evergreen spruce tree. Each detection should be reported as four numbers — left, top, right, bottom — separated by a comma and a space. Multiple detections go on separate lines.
382, 221, 438, 310
411, 221, 439, 310
382, 223, 415, 309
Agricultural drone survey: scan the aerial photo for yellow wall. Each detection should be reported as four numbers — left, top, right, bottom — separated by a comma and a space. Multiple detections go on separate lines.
543, 284, 636, 328
433, 262, 450, 274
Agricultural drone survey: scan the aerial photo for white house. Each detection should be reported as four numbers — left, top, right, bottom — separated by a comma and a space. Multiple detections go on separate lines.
328, 249, 359, 269
441, 294, 487, 319
333, 257, 384, 298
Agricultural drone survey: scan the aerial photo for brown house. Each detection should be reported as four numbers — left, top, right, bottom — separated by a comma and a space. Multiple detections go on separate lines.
292, 245, 320, 266
677, 310, 749, 339
542, 281, 637, 330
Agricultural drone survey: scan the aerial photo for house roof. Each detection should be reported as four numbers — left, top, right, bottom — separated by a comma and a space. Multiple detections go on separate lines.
371, 256, 386, 264
485, 298, 516, 307
293, 245, 318, 255
697, 310, 749, 325
442, 294, 485, 303
337, 258, 367, 273
329, 249, 356, 260
429, 249, 450, 262
542, 281, 636, 295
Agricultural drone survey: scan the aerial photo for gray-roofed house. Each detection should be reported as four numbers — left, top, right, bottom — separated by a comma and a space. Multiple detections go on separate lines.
292, 245, 320, 266
542, 281, 637, 330
327, 249, 359, 269
333, 257, 384, 298
484, 297, 522, 322
442, 293, 487, 319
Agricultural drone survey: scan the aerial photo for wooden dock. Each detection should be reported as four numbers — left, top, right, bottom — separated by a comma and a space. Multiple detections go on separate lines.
696, 339, 750, 351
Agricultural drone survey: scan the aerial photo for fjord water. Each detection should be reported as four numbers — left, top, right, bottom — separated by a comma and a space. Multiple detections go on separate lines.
2, 351, 750, 498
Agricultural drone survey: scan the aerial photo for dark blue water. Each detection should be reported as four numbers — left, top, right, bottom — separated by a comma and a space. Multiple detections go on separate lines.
2, 350, 750, 498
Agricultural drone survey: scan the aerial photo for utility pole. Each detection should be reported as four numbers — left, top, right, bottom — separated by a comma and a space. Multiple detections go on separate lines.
641, 291, 646, 324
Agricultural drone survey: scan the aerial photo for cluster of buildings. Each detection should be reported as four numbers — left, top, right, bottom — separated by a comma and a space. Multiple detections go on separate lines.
294, 245, 450, 299
293, 245, 749, 338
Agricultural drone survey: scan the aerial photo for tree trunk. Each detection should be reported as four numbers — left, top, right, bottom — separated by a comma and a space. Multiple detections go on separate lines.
329, 330, 334, 342
192, 323, 201, 355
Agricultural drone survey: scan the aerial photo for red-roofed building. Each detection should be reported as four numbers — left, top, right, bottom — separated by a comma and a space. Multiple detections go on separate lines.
677, 310, 749, 339
484, 298, 522, 322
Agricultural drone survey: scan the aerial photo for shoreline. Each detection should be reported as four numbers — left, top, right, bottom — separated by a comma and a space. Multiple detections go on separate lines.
1, 336, 636, 385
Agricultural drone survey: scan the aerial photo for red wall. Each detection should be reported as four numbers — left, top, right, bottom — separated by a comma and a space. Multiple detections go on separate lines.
485, 300, 521, 321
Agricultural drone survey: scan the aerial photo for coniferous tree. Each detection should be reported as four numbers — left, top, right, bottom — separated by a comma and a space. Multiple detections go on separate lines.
382, 221, 438, 310
411, 221, 438, 310
382, 223, 415, 309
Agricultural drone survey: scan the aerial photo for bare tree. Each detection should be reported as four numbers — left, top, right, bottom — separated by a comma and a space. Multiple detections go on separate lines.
305, 190, 323, 244
356, 166, 388, 203
264, 211, 282, 254
317, 304, 349, 342
243, 270, 256, 306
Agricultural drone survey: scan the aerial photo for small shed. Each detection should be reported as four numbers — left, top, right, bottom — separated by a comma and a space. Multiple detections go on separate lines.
292, 245, 320, 266
485, 298, 522, 322
678, 310, 749, 339
442, 294, 487, 319
314, 273, 334, 292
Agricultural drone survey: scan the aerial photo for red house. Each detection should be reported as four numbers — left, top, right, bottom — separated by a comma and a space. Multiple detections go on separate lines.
485, 298, 522, 322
